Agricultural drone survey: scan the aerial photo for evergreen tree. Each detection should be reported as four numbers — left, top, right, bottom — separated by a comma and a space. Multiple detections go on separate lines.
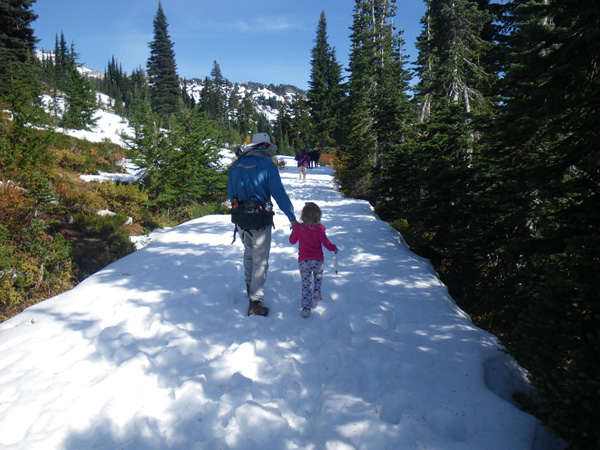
62, 64, 97, 130
146, 1, 181, 122
414, 0, 494, 122
199, 77, 220, 121
235, 93, 259, 140
124, 67, 150, 119
0, 0, 38, 96
53, 32, 71, 93
0, 0, 52, 177
487, 1, 600, 447
340, 0, 412, 199
308, 11, 345, 150
0, 58, 50, 177
211, 60, 228, 123
228, 87, 239, 115
131, 106, 226, 212
102, 56, 129, 114
273, 99, 293, 153
198, 60, 236, 138
288, 93, 312, 149
56, 40, 97, 130
181, 78, 195, 110
399, 0, 495, 273
210, 60, 224, 84
274, 93, 312, 152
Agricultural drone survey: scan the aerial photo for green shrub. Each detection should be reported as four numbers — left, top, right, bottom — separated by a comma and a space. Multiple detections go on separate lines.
0, 222, 73, 320
185, 201, 229, 220
390, 218, 409, 235
95, 182, 148, 223
51, 133, 126, 174
77, 212, 134, 257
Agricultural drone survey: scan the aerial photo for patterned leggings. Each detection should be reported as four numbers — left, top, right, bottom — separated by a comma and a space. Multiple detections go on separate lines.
299, 259, 324, 309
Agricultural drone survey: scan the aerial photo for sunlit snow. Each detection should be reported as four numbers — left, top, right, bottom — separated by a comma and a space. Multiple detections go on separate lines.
0, 112, 564, 449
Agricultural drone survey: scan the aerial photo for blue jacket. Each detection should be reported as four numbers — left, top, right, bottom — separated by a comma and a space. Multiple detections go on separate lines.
228, 150, 296, 223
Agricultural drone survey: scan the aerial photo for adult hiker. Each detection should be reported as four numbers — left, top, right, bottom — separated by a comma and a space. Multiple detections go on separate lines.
309, 149, 320, 169
295, 149, 310, 180
228, 133, 297, 316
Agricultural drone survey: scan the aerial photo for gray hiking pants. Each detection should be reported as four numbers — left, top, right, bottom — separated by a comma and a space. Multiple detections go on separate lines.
242, 226, 272, 302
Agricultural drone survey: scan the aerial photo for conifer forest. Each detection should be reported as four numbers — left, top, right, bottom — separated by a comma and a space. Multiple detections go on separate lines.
1, 0, 599, 448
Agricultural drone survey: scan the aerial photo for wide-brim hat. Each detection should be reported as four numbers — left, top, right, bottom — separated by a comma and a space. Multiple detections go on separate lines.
248, 132, 278, 153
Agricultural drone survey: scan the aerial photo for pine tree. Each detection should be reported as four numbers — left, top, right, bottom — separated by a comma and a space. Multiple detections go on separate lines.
62, 65, 97, 130
0, 0, 38, 96
199, 61, 229, 125
415, 0, 494, 122
340, 0, 412, 199
57, 40, 97, 130
487, 1, 600, 447
130, 106, 226, 212
235, 93, 258, 140
273, 93, 312, 152
273, 99, 293, 153
211, 60, 228, 123
53, 33, 71, 93
0, 58, 50, 177
146, 1, 181, 122
124, 67, 149, 119
402, 0, 495, 268
0, 0, 52, 177
102, 56, 130, 114
308, 11, 345, 150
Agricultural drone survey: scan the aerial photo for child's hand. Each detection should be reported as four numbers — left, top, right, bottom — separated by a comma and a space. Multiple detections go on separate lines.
290, 220, 298, 230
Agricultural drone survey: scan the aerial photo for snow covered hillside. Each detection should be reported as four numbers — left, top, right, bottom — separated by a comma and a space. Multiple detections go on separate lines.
184, 79, 298, 123
0, 155, 562, 449
36, 50, 296, 124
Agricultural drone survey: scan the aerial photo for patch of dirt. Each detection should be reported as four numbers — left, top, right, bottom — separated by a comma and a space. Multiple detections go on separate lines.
59, 227, 115, 280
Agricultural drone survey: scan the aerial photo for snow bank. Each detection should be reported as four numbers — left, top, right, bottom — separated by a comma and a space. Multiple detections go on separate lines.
0, 157, 561, 449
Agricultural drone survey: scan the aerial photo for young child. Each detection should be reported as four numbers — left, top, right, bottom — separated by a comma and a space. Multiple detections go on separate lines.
289, 202, 338, 318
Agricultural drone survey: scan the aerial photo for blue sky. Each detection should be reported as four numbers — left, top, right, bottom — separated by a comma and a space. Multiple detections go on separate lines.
32, 0, 427, 90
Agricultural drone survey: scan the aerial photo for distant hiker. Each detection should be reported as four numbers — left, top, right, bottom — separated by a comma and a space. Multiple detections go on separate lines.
289, 202, 338, 318
309, 149, 320, 169
295, 149, 310, 180
229, 133, 297, 316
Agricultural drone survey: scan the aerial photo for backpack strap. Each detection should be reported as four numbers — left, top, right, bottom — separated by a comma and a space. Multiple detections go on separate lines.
231, 224, 254, 245
231, 223, 238, 244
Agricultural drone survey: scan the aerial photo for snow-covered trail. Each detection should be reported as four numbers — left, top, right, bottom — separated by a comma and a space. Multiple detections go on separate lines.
0, 156, 553, 449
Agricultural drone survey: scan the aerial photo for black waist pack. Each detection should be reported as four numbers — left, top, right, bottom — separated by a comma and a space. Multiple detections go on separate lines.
231, 196, 274, 237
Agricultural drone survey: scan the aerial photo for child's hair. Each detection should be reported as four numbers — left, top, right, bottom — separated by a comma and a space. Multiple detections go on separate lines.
301, 202, 321, 225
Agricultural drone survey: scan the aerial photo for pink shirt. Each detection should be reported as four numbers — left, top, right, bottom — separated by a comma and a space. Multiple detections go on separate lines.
289, 223, 337, 262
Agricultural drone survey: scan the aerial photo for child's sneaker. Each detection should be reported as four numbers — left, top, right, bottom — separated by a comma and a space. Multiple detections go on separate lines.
301, 308, 311, 318
313, 296, 322, 302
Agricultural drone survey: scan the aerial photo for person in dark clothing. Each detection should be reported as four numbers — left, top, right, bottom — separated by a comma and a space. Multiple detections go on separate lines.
309, 150, 320, 169
295, 149, 310, 180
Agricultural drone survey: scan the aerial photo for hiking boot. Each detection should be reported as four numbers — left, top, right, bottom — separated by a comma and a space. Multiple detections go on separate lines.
248, 300, 269, 316
301, 307, 311, 318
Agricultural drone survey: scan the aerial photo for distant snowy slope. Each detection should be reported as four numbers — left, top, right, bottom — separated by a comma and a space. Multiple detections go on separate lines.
0, 156, 561, 450
41, 92, 134, 148
185, 79, 298, 124
36, 50, 293, 125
